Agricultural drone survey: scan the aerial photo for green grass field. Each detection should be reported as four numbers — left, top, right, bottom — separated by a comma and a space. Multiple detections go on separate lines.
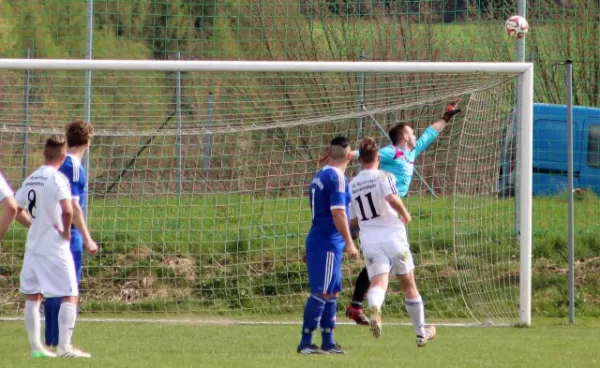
0, 319, 598, 367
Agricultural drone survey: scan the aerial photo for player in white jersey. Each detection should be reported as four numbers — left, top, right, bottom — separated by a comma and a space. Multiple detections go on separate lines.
349, 137, 436, 347
15, 134, 91, 359
0, 170, 18, 242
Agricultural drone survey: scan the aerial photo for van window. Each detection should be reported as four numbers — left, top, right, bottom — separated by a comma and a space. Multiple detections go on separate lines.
588, 125, 600, 168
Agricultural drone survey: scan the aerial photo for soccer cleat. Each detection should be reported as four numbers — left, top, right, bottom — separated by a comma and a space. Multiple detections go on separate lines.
30, 349, 56, 358
321, 343, 345, 354
345, 304, 370, 326
56, 346, 91, 358
368, 306, 382, 339
416, 325, 437, 347
297, 344, 327, 355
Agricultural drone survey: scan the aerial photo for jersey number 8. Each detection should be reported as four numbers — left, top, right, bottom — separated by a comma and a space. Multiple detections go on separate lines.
27, 189, 37, 219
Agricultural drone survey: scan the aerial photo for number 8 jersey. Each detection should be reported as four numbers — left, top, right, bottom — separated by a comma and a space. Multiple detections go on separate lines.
349, 169, 407, 247
15, 165, 72, 254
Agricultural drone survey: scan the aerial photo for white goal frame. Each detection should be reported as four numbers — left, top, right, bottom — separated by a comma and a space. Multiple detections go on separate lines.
0, 59, 533, 326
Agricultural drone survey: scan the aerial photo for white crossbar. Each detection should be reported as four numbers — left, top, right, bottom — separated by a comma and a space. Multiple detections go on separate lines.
0, 59, 532, 73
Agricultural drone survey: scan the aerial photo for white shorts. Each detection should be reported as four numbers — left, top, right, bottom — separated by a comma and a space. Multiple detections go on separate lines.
19, 250, 79, 298
362, 241, 414, 279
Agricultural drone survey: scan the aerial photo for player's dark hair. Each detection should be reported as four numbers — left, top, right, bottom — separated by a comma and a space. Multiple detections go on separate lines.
359, 137, 379, 164
66, 120, 94, 148
330, 136, 350, 149
44, 134, 67, 161
389, 122, 410, 145
328, 136, 350, 160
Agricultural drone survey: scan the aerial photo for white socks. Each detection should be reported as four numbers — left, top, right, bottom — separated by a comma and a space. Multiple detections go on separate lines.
405, 297, 426, 337
367, 286, 386, 310
58, 302, 78, 349
24, 300, 43, 351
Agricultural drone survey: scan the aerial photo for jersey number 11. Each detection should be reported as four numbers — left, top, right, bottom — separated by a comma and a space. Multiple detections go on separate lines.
354, 192, 379, 221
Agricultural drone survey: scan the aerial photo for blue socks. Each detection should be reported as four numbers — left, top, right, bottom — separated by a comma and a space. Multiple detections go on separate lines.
300, 295, 326, 347
299, 295, 338, 348
321, 298, 337, 348
44, 297, 61, 347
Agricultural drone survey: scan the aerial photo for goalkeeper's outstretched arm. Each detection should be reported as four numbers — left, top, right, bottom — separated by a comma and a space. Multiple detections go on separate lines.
430, 97, 461, 132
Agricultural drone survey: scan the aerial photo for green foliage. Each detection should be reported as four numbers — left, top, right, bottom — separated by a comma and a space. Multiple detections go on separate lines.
0, 0, 20, 57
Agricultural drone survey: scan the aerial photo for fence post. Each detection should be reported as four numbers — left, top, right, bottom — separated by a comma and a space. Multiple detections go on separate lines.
356, 49, 365, 137
22, 48, 31, 180
83, 0, 94, 219
565, 59, 575, 325
176, 52, 183, 196
203, 93, 214, 177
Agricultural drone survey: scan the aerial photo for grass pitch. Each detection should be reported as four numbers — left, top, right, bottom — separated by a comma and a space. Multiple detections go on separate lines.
0, 318, 597, 367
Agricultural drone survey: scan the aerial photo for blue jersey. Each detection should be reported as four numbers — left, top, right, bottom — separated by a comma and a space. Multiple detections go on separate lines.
306, 166, 351, 252
59, 154, 86, 251
356, 126, 438, 197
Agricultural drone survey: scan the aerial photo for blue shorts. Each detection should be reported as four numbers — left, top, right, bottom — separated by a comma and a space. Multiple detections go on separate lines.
306, 250, 343, 295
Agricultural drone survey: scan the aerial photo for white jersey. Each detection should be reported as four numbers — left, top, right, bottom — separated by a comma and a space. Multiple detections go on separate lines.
349, 169, 407, 247
0, 170, 14, 202
15, 165, 72, 255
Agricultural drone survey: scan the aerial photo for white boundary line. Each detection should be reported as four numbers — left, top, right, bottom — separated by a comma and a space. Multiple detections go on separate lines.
0, 317, 506, 327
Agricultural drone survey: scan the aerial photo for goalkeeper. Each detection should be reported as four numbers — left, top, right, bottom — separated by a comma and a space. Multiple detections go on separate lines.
345, 99, 461, 325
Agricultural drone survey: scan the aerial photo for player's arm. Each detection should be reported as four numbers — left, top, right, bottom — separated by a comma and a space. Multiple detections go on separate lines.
54, 175, 74, 241
12, 184, 32, 229
0, 175, 17, 242
57, 199, 73, 241
415, 99, 462, 156
328, 174, 359, 259
0, 196, 17, 242
14, 186, 31, 230
431, 97, 462, 132
386, 194, 411, 224
349, 218, 359, 240
61, 164, 97, 253
72, 200, 97, 253
14, 207, 31, 228
331, 209, 358, 259
380, 172, 411, 224
348, 202, 360, 240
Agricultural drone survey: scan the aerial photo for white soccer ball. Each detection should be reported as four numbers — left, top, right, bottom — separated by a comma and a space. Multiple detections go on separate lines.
505, 15, 529, 39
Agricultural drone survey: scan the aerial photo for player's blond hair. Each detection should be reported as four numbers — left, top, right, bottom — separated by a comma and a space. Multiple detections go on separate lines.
358, 137, 379, 164
44, 134, 67, 161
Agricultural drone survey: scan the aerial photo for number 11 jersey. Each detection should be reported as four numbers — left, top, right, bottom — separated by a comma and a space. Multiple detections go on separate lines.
15, 165, 72, 254
349, 169, 407, 247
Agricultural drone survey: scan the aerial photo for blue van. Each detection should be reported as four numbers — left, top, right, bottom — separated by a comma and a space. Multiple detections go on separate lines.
499, 103, 600, 196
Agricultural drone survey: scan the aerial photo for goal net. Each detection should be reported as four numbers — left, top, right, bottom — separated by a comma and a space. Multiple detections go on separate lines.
0, 60, 533, 326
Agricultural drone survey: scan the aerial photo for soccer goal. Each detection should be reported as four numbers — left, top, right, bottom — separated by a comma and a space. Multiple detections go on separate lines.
0, 59, 533, 327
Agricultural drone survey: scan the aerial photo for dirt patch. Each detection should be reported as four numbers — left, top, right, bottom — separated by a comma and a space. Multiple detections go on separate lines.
162, 256, 196, 282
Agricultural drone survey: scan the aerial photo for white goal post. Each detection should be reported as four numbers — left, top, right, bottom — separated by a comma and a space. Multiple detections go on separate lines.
0, 59, 533, 326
